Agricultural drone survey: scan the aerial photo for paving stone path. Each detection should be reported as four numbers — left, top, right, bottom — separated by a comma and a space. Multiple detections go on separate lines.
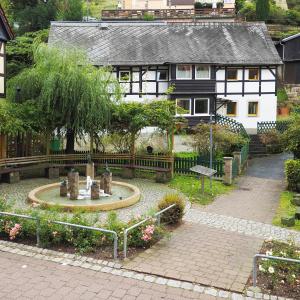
125, 154, 294, 294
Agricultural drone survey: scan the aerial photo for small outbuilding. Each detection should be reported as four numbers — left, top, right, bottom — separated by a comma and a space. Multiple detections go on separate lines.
276, 33, 300, 84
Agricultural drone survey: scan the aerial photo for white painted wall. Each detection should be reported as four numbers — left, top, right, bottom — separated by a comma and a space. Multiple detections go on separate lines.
216, 68, 277, 130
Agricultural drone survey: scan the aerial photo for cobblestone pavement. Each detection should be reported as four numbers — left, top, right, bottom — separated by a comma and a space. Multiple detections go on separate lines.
125, 222, 263, 293
0, 251, 215, 300
0, 177, 178, 222
185, 210, 300, 245
197, 154, 289, 224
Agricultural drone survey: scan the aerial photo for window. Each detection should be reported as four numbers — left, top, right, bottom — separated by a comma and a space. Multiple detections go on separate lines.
227, 68, 238, 80
195, 65, 210, 79
248, 102, 258, 116
176, 65, 192, 79
248, 68, 259, 80
226, 102, 237, 116
194, 98, 209, 115
158, 70, 168, 81
176, 99, 191, 116
119, 71, 130, 82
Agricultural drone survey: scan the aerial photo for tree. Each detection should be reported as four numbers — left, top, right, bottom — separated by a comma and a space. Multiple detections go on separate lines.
256, 0, 270, 21
8, 44, 121, 153
57, 0, 83, 21
282, 114, 300, 158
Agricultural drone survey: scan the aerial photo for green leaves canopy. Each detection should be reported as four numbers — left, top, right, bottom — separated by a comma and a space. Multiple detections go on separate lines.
7, 44, 121, 137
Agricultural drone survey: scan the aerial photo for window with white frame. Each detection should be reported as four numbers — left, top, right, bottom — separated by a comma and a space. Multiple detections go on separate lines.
194, 98, 209, 115
119, 71, 130, 82
176, 99, 191, 115
195, 65, 210, 79
157, 69, 168, 81
176, 65, 192, 79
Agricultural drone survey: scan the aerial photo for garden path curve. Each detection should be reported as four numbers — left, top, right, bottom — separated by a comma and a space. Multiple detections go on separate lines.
124, 154, 296, 293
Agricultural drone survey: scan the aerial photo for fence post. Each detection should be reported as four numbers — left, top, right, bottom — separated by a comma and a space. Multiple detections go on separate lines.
233, 151, 242, 174
36, 217, 41, 247
223, 157, 233, 185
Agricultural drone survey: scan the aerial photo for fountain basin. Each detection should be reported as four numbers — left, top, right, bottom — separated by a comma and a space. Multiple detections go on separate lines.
28, 181, 141, 212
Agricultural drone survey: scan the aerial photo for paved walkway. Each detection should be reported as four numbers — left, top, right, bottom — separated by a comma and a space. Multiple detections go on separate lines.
125, 154, 292, 293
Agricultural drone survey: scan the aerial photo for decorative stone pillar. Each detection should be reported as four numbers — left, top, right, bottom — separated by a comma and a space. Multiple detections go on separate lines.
45, 167, 60, 179
86, 162, 95, 179
60, 180, 68, 197
101, 172, 112, 195
233, 151, 242, 174
68, 170, 79, 200
223, 157, 233, 185
6, 171, 20, 184
91, 181, 100, 200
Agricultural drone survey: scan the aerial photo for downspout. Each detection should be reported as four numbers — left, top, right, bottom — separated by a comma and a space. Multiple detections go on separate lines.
279, 40, 285, 83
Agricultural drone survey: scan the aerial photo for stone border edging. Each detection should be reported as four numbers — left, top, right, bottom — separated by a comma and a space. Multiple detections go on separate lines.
0, 240, 293, 300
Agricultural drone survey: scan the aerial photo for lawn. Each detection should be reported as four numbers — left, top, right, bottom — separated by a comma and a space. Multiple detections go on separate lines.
273, 191, 300, 231
169, 175, 234, 205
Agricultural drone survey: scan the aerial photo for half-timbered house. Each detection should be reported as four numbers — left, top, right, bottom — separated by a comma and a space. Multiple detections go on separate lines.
0, 6, 13, 98
49, 21, 281, 130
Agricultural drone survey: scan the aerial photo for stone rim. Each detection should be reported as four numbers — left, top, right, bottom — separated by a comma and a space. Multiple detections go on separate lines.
28, 180, 141, 212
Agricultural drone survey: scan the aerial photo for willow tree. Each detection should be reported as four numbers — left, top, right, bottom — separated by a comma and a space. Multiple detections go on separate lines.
8, 44, 121, 153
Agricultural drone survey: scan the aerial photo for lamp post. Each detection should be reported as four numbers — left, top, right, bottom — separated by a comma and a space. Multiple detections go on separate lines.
209, 110, 213, 192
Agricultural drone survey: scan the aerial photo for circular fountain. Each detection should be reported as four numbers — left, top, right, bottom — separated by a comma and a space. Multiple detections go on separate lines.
28, 166, 141, 212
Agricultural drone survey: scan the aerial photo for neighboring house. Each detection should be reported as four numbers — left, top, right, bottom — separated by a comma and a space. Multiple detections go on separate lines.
48, 21, 281, 130
121, 0, 235, 9
0, 6, 13, 98
276, 33, 300, 84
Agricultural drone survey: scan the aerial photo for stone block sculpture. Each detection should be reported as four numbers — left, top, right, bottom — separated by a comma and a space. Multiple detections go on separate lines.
68, 169, 79, 200
91, 181, 100, 200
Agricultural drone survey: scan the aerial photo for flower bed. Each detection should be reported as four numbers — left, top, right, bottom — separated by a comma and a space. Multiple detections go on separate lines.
0, 194, 185, 259
247, 240, 300, 299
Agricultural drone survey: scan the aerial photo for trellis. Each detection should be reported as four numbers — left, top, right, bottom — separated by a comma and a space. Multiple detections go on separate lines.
257, 120, 291, 134
215, 114, 249, 138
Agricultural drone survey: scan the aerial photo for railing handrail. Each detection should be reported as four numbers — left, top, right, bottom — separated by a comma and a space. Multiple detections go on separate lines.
123, 204, 176, 259
0, 211, 118, 259
253, 254, 300, 287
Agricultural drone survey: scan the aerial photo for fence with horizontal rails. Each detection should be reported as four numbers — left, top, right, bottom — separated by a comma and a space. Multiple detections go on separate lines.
257, 120, 291, 134
174, 156, 224, 178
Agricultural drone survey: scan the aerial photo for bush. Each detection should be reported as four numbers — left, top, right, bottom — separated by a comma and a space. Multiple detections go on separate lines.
259, 130, 283, 154
158, 194, 185, 224
285, 159, 300, 191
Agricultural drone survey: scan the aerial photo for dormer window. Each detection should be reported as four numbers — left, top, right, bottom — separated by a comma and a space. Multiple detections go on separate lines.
195, 65, 210, 79
248, 68, 259, 80
227, 68, 238, 80
176, 65, 192, 79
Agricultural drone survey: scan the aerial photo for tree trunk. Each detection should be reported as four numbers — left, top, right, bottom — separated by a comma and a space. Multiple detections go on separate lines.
66, 129, 75, 154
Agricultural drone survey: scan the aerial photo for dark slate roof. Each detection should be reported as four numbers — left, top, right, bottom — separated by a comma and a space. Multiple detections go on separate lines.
282, 33, 300, 43
48, 21, 282, 66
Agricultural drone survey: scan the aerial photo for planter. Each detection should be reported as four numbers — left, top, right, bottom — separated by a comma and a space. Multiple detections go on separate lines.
278, 107, 290, 117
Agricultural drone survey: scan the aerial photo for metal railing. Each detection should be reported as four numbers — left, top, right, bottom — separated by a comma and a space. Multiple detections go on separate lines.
253, 254, 300, 287
123, 204, 176, 259
0, 212, 118, 259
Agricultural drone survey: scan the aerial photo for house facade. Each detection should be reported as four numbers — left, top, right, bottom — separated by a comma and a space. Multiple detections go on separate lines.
276, 33, 300, 85
0, 6, 13, 98
49, 21, 281, 131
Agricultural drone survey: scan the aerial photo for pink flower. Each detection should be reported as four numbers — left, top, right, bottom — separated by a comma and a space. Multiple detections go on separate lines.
141, 225, 155, 242
9, 224, 22, 240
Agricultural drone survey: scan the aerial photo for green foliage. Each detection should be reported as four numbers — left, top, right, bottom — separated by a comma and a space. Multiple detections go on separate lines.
238, 1, 257, 20
56, 0, 83, 21
273, 191, 300, 230
189, 123, 248, 158
82, 0, 117, 18
258, 240, 300, 290
158, 194, 185, 224
256, 0, 270, 21
143, 13, 155, 21
6, 30, 49, 78
285, 159, 300, 191
169, 175, 234, 205
259, 130, 283, 153
282, 114, 300, 158
174, 152, 198, 158
8, 44, 121, 152
277, 88, 289, 106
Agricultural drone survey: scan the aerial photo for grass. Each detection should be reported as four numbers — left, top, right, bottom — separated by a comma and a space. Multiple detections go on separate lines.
169, 175, 234, 205
174, 152, 198, 158
273, 191, 300, 231
83, 0, 117, 18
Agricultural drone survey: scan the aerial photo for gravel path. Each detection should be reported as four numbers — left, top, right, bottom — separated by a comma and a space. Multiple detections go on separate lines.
0, 177, 180, 223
